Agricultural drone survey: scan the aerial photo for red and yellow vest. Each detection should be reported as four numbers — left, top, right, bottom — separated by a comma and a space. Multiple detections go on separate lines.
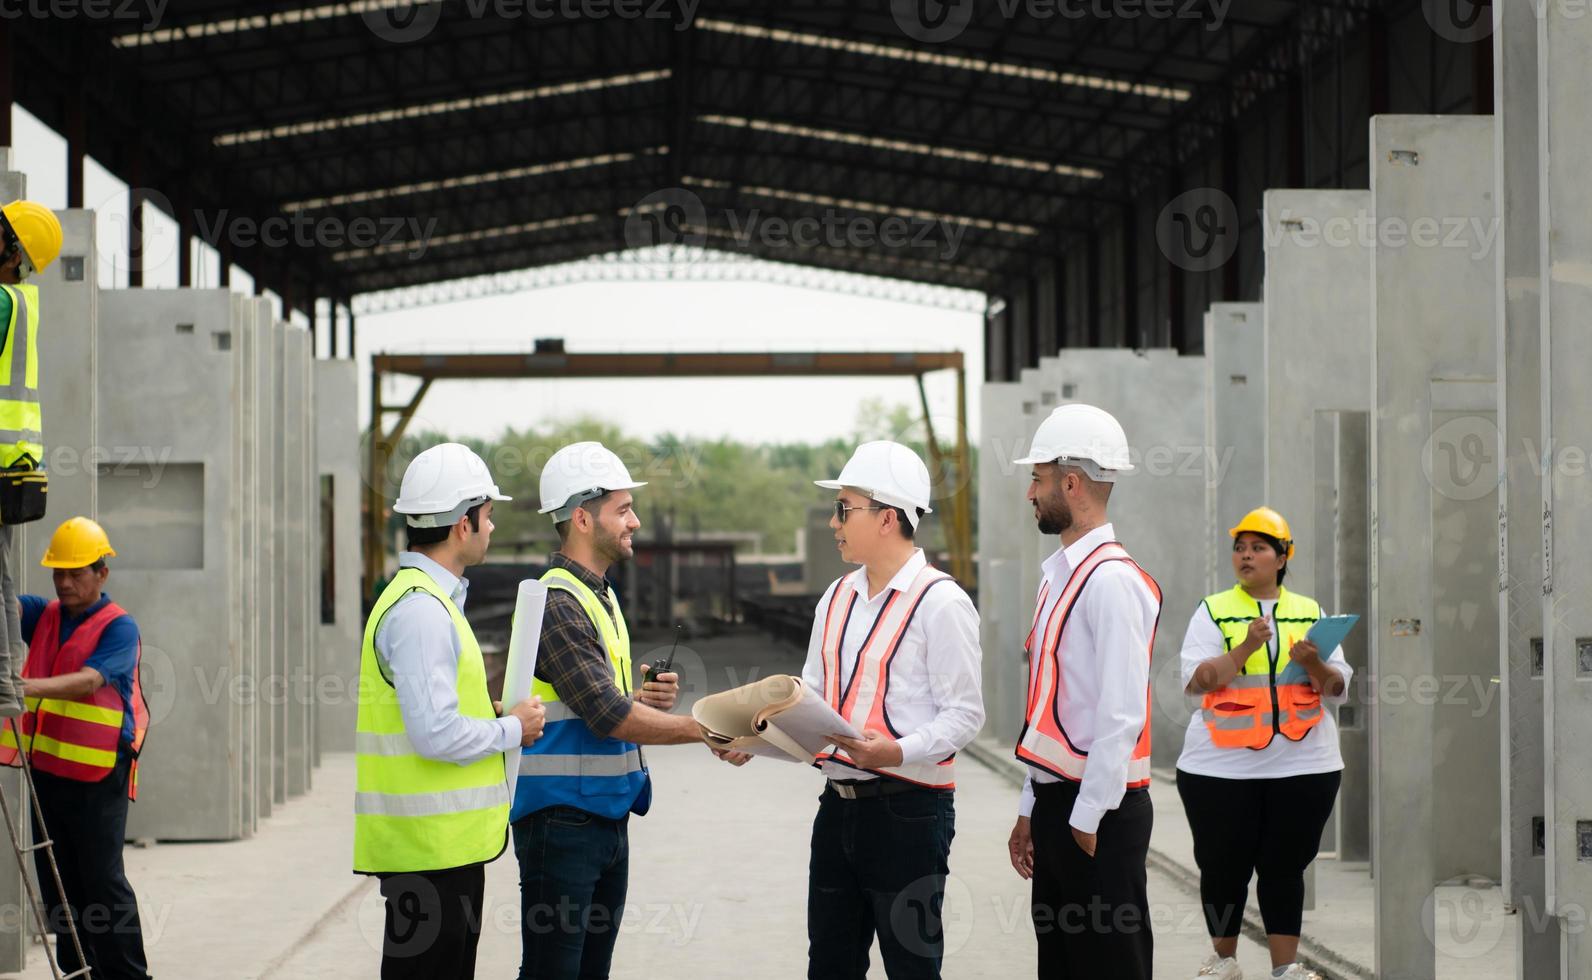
0, 601, 149, 798
1199, 584, 1324, 750
1016, 541, 1161, 788
813, 564, 957, 788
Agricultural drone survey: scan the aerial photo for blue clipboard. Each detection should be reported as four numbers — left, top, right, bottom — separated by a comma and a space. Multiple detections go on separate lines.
1277, 614, 1359, 683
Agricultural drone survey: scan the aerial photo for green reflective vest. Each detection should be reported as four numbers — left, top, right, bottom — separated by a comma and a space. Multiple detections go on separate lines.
353, 567, 510, 874
0, 284, 42, 469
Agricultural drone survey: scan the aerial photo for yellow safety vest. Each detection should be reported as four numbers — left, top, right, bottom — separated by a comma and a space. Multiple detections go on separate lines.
0, 284, 42, 469
353, 567, 510, 874
1199, 585, 1325, 750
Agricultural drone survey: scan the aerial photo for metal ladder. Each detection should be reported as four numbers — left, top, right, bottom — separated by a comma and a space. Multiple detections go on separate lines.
0, 715, 91, 979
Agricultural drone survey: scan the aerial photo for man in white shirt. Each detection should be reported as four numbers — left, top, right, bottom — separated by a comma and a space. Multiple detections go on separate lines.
1006, 405, 1161, 980
720, 441, 983, 979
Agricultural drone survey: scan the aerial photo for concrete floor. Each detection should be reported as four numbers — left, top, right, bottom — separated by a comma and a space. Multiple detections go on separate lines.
0, 629, 1514, 978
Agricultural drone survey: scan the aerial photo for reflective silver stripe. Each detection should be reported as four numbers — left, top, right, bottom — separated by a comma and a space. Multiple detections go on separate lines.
541, 702, 578, 723
354, 782, 508, 818
355, 731, 415, 756
0, 428, 41, 443
1293, 706, 1323, 722
1201, 710, 1275, 730
518, 750, 643, 778
0, 387, 35, 402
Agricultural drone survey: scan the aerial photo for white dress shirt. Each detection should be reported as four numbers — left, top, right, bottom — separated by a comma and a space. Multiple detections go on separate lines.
1175, 597, 1353, 779
801, 549, 985, 781
373, 552, 521, 765
1018, 524, 1160, 834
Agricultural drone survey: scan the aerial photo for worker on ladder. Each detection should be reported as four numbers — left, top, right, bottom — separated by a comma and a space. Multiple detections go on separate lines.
0, 517, 151, 980
0, 201, 62, 718
354, 443, 546, 980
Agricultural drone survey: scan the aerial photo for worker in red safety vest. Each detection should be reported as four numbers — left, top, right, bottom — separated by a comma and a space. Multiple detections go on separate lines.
1007, 404, 1161, 980
715, 440, 985, 980
0, 516, 151, 980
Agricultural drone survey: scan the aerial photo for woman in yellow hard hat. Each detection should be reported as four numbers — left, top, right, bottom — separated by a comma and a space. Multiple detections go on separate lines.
1174, 507, 1352, 980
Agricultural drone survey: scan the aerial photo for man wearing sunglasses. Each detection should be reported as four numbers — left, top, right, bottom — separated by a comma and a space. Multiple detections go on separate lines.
742, 440, 984, 979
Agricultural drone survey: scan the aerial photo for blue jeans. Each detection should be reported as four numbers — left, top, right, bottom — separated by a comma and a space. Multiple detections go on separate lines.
807, 785, 956, 980
513, 806, 629, 980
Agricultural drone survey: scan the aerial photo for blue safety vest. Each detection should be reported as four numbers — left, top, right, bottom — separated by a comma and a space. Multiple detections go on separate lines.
510, 567, 651, 822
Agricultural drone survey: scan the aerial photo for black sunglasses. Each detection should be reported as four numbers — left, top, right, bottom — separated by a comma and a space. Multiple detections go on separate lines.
835, 501, 888, 523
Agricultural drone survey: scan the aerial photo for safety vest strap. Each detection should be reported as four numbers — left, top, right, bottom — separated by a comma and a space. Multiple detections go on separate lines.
1016, 542, 1159, 789
817, 563, 956, 789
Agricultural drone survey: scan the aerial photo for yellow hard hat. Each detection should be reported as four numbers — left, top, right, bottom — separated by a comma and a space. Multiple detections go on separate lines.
0, 201, 64, 277
1229, 506, 1294, 559
41, 517, 116, 569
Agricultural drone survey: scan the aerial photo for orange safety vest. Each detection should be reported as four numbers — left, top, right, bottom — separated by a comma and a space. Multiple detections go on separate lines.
0, 601, 149, 799
1198, 585, 1324, 750
1015, 541, 1161, 788
812, 564, 958, 789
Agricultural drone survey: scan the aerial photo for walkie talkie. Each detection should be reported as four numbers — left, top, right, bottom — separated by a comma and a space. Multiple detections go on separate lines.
647, 625, 683, 688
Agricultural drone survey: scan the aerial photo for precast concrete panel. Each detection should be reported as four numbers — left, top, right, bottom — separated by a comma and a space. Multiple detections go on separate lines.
271, 320, 288, 806
252, 299, 276, 821
234, 296, 258, 838
283, 328, 311, 798
1203, 303, 1265, 594
1368, 115, 1500, 979
1538, 7, 1592, 973
101, 289, 246, 841
316, 360, 361, 753
1261, 188, 1375, 864
1496, 1, 1560, 974
1052, 348, 1207, 769
976, 382, 1026, 748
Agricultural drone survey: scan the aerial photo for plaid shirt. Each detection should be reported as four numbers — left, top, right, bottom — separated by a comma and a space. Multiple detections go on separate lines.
534, 553, 633, 739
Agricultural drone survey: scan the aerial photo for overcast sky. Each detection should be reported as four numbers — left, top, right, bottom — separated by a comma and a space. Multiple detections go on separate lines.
10, 105, 986, 446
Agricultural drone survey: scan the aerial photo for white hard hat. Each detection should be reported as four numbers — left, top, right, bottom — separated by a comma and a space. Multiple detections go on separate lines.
1012, 403, 1136, 481
393, 442, 511, 528
814, 441, 934, 529
537, 441, 648, 520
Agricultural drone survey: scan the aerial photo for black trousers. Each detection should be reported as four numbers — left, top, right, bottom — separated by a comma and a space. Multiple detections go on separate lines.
1175, 768, 1342, 938
378, 863, 486, 980
1029, 779, 1153, 980
807, 784, 956, 980
31, 755, 150, 980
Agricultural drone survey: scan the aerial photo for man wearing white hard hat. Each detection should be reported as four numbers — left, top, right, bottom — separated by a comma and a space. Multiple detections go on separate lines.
353, 443, 548, 980
1005, 405, 1161, 980
730, 440, 983, 979
512, 441, 701, 980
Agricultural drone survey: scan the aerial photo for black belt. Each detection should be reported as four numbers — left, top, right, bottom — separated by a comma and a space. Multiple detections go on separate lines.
826, 778, 920, 800
1031, 778, 1148, 797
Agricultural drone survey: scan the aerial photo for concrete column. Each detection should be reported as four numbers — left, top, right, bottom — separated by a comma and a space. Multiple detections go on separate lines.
235, 295, 258, 838
104, 289, 247, 841
1261, 188, 1375, 863
252, 298, 276, 821
272, 319, 288, 806
1368, 115, 1500, 980
1010, 282, 1034, 374
1537, 6, 1592, 975
0, 154, 26, 977
976, 381, 1026, 747
1495, 2, 1561, 976
1035, 265, 1059, 358
316, 360, 361, 754
1202, 303, 1265, 594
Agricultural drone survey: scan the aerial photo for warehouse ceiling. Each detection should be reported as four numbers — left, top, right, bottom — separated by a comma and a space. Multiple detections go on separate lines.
11, 0, 1375, 309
